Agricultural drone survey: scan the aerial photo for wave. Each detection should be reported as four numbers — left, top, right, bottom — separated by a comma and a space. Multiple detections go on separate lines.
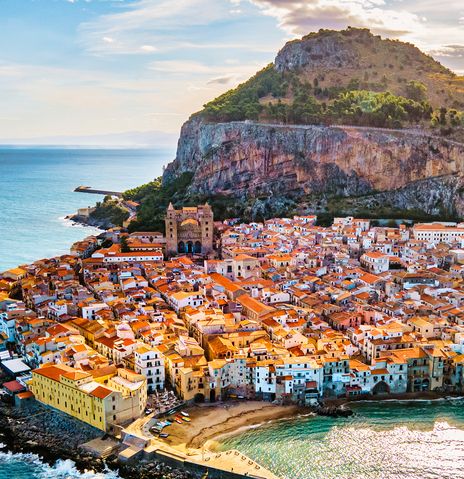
58, 215, 101, 231
0, 451, 121, 479
352, 396, 464, 404
214, 411, 318, 449
220, 417, 464, 479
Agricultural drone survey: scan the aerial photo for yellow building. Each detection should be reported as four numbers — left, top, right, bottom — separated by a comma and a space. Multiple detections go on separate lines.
176, 366, 212, 402
29, 364, 147, 432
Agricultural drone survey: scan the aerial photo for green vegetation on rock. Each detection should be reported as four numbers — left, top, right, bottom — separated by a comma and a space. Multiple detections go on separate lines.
329, 90, 432, 128
202, 71, 442, 129
90, 197, 129, 227
200, 28, 464, 134
123, 173, 298, 232
202, 64, 286, 122
124, 173, 193, 232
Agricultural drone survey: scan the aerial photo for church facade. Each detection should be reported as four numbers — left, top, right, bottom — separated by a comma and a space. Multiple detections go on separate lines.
165, 203, 214, 256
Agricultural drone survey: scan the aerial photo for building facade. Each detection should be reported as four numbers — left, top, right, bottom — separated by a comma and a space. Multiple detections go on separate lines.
165, 203, 214, 256
134, 345, 165, 392
29, 364, 147, 432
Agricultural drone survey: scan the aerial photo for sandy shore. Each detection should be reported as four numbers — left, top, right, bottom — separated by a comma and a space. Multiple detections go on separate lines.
162, 401, 302, 454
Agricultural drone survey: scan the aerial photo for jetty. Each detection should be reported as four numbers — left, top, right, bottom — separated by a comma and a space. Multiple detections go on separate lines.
74, 186, 123, 197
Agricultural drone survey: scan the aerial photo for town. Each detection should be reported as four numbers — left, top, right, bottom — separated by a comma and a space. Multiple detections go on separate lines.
2, 204, 464, 474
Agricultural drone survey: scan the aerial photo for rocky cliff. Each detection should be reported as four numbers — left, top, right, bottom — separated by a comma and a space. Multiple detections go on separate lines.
164, 118, 464, 217
159, 28, 464, 221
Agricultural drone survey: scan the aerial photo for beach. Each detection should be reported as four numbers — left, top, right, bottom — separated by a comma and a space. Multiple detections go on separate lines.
163, 402, 303, 453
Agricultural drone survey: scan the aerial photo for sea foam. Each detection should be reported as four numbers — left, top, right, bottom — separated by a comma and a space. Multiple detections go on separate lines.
0, 451, 121, 479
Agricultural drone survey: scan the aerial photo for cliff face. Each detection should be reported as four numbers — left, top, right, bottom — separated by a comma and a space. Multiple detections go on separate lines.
164, 118, 464, 216
161, 28, 464, 220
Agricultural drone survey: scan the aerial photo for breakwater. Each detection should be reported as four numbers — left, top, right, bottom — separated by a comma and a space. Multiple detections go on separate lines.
74, 186, 123, 197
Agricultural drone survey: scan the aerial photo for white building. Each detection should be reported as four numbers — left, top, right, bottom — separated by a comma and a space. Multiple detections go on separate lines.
134, 345, 165, 392
413, 223, 464, 244
168, 291, 204, 313
360, 252, 389, 274
92, 250, 163, 263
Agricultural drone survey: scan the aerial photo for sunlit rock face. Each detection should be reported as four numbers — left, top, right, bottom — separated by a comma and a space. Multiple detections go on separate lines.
164, 117, 464, 217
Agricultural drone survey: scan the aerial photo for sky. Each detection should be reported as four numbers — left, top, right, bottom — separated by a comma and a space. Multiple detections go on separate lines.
0, 0, 463, 142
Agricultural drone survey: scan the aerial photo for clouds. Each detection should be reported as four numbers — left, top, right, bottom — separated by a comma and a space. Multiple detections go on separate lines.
246, 0, 464, 76
428, 44, 464, 75
430, 45, 464, 58
207, 75, 236, 85
141, 45, 157, 52
79, 0, 233, 55
2, 0, 464, 141
248, 0, 425, 37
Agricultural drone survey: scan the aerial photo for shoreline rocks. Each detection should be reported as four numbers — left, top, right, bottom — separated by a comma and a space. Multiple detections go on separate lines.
68, 213, 113, 230
0, 400, 193, 479
315, 404, 354, 418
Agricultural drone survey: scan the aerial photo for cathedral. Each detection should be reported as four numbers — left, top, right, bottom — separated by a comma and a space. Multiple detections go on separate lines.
165, 203, 214, 256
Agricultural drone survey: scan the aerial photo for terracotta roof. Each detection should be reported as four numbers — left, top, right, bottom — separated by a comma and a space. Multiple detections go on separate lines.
90, 385, 113, 399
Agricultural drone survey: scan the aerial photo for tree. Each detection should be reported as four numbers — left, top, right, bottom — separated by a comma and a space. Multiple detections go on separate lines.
439, 107, 447, 125
405, 80, 427, 102
120, 236, 130, 252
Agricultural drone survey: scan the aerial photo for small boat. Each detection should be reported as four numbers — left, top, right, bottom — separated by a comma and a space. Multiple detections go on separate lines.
180, 411, 189, 417
159, 433, 169, 438
174, 417, 183, 424
182, 416, 191, 422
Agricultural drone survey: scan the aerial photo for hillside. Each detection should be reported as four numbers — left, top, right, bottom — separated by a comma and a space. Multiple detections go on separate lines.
126, 28, 464, 232
201, 28, 464, 131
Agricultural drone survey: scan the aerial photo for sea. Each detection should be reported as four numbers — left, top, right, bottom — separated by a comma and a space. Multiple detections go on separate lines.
219, 398, 464, 479
0, 147, 174, 272
0, 451, 121, 479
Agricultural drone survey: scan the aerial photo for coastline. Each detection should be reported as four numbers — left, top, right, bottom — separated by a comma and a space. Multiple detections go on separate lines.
322, 390, 464, 407
168, 402, 303, 453
1, 392, 463, 478
163, 393, 464, 455
202, 409, 315, 451
0, 400, 192, 479
66, 213, 113, 230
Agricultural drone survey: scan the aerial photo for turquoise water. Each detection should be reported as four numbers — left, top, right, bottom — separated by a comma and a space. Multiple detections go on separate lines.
219, 399, 464, 479
0, 450, 121, 478
2, 401, 464, 479
0, 147, 173, 271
